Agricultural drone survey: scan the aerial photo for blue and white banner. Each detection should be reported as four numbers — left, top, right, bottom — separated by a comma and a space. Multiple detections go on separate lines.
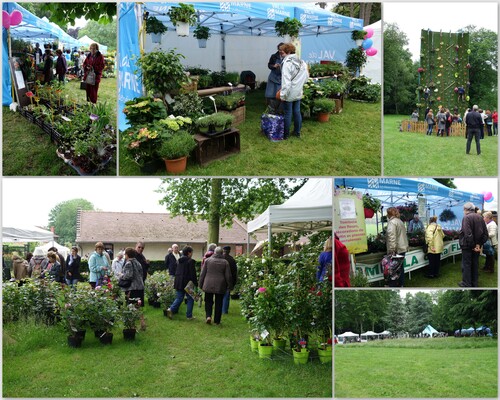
118, 2, 143, 131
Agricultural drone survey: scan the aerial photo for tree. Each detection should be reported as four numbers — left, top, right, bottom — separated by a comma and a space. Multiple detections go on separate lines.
331, 3, 381, 25
78, 19, 118, 51
48, 199, 94, 245
39, 3, 115, 28
434, 178, 456, 189
463, 26, 498, 110
382, 292, 407, 335
405, 292, 434, 334
384, 23, 417, 115
158, 178, 306, 246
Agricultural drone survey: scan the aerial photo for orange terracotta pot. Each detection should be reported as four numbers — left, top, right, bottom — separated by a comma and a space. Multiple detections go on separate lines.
317, 112, 330, 123
164, 157, 187, 173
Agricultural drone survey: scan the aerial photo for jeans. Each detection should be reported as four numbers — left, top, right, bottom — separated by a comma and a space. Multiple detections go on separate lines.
205, 292, 224, 324
461, 249, 479, 287
283, 100, 302, 137
222, 289, 230, 314
169, 289, 194, 318
66, 278, 79, 286
466, 128, 481, 154
427, 124, 434, 135
493, 122, 497, 136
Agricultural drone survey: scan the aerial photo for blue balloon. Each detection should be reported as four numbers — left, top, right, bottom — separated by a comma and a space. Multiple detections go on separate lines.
485, 196, 494, 203
362, 39, 373, 50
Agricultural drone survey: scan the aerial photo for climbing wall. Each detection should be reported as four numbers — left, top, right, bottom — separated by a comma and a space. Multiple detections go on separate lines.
417, 29, 470, 119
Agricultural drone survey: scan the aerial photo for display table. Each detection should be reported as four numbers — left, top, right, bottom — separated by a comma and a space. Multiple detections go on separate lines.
197, 84, 246, 97
193, 128, 240, 166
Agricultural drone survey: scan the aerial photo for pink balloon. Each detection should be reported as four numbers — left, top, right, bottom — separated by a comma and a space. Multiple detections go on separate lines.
10, 10, 23, 26
2, 10, 10, 29
364, 27, 374, 39
483, 192, 493, 201
366, 47, 377, 56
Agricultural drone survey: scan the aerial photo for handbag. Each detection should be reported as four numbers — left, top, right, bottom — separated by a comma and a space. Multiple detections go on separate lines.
261, 108, 284, 142
275, 89, 281, 100
118, 276, 132, 288
483, 240, 494, 256
85, 68, 96, 85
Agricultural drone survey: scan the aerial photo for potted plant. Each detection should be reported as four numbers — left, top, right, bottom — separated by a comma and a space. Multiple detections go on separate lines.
351, 30, 367, 46
275, 17, 303, 41
363, 194, 382, 219
158, 130, 197, 173
345, 47, 367, 73
195, 115, 213, 133
439, 209, 457, 222
60, 290, 88, 348
211, 112, 234, 132
121, 301, 143, 340
312, 98, 335, 122
193, 24, 211, 48
136, 50, 189, 108
146, 15, 167, 43
167, 3, 197, 37
86, 288, 119, 344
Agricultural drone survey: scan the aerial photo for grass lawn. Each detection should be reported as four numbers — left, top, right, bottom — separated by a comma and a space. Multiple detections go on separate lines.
384, 115, 498, 176
3, 299, 332, 398
335, 338, 498, 398
369, 256, 498, 288
119, 90, 382, 176
2, 77, 117, 176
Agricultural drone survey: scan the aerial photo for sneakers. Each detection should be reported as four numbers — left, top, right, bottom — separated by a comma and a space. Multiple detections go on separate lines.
167, 308, 173, 320
206, 317, 212, 324
187, 316, 196, 320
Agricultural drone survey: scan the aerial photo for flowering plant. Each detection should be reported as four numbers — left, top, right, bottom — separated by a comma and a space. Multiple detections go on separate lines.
396, 202, 418, 222
59, 287, 89, 335
121, 301, 143, 330
145, 271, 176, 308
122, 125, 160, 166
85, 287, 119, 333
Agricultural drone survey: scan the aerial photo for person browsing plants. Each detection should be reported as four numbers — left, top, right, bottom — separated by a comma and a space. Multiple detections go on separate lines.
83, 43, 105, 104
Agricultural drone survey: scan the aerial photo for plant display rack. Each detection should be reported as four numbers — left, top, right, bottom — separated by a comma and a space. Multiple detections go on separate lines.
417, 29, 470, 119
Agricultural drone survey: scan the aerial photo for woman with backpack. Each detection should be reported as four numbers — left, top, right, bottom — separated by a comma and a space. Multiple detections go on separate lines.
424, 216, 445, 278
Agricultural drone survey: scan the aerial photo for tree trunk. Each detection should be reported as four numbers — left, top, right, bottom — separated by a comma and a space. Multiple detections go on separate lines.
350, 2, 355, 18
208, 179, 222, 245
363, 3, 372, 25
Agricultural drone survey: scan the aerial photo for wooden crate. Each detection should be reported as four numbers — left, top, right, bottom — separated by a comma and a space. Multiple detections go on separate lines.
222, 105, 246, 126
193, 128, 240, 167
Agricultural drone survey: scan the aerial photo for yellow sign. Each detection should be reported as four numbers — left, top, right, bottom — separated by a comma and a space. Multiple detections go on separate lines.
334, 189, 368, 254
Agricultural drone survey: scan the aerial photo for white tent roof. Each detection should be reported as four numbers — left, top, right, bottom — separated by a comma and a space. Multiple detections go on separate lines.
378, 330, 391, 335
247, 178, 332, 234
2, 226, 54, 243
361, 331, 379, 336
79, 35, 108, 54
421, 325, 439, 335
362, 20, 381, 84
338, 331, 359, 337
39, 241, 70, 259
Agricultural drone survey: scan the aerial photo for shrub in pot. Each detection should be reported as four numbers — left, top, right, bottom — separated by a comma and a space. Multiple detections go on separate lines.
351, 30, 367, 46
146, 15, 167, 43
312, 98, 335, 122
275, 17, 303, 39
158, 130, 196, 173
211, 112, 234, 131
193, 24, 211, 48
167, 3, 196, 36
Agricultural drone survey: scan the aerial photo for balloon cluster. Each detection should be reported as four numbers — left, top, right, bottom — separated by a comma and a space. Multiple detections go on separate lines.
361, 28, 377, 57
483, 192, 495, 203
2, 10, 23, 29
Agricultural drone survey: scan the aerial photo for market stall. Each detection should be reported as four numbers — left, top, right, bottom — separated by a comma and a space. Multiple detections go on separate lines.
334, 178, 485, 283
2, 226, 54, 243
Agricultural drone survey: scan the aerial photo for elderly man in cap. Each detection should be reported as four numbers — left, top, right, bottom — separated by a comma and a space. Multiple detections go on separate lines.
465, 105, 483, 155
408, 214, 424, 233
222, 246, 238, 314
458, 202, 488, 287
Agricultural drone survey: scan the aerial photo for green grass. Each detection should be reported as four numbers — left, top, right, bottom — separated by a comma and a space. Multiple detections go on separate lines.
369, 256, 498, 288
3, 300, 332, 398
384, 115, 498, 176
119, 90, 381, 176
335, 338, 497, 398
2, 78, 117, 176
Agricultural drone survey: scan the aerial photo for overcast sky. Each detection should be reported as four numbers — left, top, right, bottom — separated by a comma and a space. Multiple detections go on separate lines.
1, 177, 496, 230
384, 2, 498, 61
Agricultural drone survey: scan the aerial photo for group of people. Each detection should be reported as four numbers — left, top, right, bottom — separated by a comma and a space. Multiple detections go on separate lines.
33, 42, 105, 104
165, 243, 238, 326
265, 42, 310, 139
384, 203, 496, 288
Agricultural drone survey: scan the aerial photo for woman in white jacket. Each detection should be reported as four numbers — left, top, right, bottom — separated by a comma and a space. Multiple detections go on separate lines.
279, 43, 309, 139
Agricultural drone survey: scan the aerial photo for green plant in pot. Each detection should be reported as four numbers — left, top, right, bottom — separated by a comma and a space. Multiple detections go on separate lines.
351, 30, 367, 45
363, 193, 382, 218
195, 115, 213, 133
158, 130, 196, 173
136, 50, 188, 108
345, 47, 367, 73
167, 3, 197, 36
212, 112, 234, 131
312, 98, 335, 122
193, 24, 210, 48
275, 17, 303, 39
146, 15, 167, 43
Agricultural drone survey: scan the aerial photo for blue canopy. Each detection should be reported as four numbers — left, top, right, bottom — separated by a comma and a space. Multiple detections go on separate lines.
336, 178, 484, 209
3, 2, 84, 105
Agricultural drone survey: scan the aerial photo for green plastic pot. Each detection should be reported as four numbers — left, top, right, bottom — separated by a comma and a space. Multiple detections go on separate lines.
258, 343, 274, 359
272, 338, 286, 354
317, 347, 332, 364
293, 348, 310, 365
249, 336, 259, 353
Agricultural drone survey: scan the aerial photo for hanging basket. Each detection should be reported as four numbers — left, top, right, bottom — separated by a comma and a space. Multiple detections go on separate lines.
175, 22, 190, 37
151, 33, 162, 44
364, 208, 375, 219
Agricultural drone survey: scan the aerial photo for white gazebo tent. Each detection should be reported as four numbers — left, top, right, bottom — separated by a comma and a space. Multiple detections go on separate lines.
2, 226, 54, 243
378, 330, 392, 338
360, 330, 380, 341
247, 178, 332, 253
39, 241, 70, 260
338, 331, 359, 343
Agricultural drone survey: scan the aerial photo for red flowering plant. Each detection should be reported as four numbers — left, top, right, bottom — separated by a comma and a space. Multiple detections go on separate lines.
396, 202, 418, 222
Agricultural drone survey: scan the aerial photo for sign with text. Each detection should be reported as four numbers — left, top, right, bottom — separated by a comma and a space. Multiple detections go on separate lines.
334, 189, 367, 254
356, 240, 461, 282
